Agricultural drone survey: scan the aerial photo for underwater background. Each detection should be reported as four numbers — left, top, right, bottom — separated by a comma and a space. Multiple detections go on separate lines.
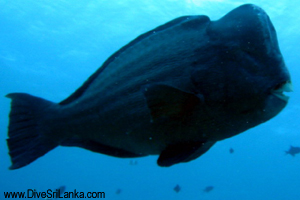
1, 0, 300, 199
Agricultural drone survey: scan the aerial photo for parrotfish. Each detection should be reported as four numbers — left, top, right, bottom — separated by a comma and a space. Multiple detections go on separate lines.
6, 4, 292, 169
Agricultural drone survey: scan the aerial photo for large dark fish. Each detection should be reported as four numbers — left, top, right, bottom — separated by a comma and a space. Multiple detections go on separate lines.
6, 4, 292, 169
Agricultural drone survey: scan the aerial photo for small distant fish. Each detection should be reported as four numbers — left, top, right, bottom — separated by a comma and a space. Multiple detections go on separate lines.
285, 146, 300, 157
129, 160, 138, 165
229, 148, 234, 154
115, 189, 122, 195
57, 186, 66, 193
173, 184, 181, 193
45, 186, 66, 200
203, 186, 214, 193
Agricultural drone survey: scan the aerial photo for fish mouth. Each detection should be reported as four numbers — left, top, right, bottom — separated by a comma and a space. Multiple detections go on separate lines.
271, 81, 293, 101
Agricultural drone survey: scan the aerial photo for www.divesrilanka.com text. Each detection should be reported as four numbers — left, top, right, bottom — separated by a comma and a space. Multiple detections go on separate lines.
4, 189, 105, 199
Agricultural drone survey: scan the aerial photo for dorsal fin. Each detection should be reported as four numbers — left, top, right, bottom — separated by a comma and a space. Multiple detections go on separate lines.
59, 15, 210, 105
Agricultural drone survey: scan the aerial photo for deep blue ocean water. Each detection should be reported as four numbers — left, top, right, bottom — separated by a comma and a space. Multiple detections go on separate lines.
1, 0, 300, 199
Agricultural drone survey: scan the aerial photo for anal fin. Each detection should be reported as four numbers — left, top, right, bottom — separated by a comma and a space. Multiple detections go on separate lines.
157, 141, 216, 167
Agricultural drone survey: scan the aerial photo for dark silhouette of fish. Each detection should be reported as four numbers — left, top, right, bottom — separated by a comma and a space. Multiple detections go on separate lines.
229, 148, 234, 154
285, 146, 300, 156
115, 189, 122, 195
173, 184, 181, 193
129, 160, 138, 165
44, 186, 66, 200
6, 4, 292, 169
203, 186, 214, 193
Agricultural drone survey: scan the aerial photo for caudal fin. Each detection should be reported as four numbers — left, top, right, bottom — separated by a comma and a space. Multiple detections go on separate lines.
6, 93, 59, 170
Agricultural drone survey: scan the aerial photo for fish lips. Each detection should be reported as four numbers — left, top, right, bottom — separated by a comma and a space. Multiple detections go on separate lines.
259, 82, 291, 123
271, 80, 293, 102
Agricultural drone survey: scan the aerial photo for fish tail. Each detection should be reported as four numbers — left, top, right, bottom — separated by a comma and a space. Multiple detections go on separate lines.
6, 93, 59, 170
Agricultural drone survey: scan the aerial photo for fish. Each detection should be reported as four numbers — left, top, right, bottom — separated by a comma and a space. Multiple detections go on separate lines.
229, 148, 234, 154
6, 4, 292, 169
285, 146, 300, 157
173, 184, 181, 193
115, 189, 122, 195
44, 186, 66, 200
203, 186, 214, 193
129, 160, 138, 165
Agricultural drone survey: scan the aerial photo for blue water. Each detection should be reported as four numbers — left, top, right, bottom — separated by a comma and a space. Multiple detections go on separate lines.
1, 0, 300, 199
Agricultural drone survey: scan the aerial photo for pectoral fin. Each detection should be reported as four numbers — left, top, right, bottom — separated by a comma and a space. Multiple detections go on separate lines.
143, 84, 201, 122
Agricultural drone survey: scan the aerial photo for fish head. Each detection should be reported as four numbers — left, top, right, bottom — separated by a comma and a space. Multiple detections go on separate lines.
192, 4, 292, 124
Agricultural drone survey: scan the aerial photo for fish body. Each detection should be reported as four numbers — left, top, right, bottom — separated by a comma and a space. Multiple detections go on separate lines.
6, 4, 292, 169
